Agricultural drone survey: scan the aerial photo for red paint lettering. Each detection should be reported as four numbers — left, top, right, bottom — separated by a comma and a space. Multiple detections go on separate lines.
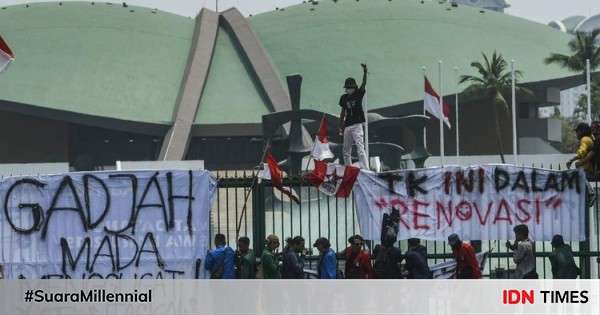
455, 200, 473, 221
493, 199, 513, 224
436, 201, 453, 229
412, 200, 431, 230
392, 199, 410, 230
473, 202, 493, 225
516, 199, 531, 223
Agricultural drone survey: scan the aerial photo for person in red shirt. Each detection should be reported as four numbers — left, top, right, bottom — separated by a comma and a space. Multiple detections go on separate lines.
448, 234, 481, 279
341, 235, 373, 279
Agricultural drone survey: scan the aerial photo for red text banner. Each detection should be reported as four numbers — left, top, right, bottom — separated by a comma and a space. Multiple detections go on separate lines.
353, 165, 586, 241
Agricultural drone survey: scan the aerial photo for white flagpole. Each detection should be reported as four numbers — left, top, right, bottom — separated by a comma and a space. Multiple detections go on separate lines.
364, 88, 370, 169
454, 66, 460, 165
511, 60, 518, 165
439, 60, 445, 166
587, 59, 592, 124
422, 66, 427, 149
215, 0, 218, 12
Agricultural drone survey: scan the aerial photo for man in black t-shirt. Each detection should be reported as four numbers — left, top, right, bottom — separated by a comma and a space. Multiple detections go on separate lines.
338, 63, 369, 169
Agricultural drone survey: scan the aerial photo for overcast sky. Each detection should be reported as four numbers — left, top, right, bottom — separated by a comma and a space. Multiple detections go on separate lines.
0, 0, 598, 24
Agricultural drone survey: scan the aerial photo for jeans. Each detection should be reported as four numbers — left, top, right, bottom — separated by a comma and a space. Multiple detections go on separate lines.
343, 123, 368, 169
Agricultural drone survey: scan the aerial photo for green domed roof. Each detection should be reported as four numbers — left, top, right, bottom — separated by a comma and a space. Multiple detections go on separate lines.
249, 0, 574, 113
0, 0, 577, 128
0, 2, 194, 125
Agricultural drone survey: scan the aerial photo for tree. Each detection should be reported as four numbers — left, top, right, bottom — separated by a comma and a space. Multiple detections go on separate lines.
545, 30, 600, 122
573, 79, 600, 121
460, 51, 532, 163
545, 29, 600, 83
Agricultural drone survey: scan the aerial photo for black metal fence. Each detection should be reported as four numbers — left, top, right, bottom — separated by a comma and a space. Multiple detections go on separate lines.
210, 168, 600, 279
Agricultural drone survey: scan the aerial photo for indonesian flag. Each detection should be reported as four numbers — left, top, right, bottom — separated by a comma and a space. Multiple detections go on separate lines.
311, 117, 334, 161
0, 35, 14, 73
306, 160, 360, 198
258, 152, 300, 204
424, 76, 451, 129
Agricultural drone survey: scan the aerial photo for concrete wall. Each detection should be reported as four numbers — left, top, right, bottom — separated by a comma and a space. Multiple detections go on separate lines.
0, 111, 69, 163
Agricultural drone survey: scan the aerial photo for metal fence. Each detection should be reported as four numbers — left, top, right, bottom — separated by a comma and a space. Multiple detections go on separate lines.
210, 166, 600, 279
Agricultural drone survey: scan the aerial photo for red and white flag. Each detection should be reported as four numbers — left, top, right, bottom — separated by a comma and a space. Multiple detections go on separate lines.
424, 76, 451, 129
306, 160, 360, 198
258, 152, 300, 203
0, 35, 14, 73
311, 117, 334, 161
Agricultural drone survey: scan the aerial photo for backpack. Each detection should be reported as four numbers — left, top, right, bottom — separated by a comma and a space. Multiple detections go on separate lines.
210, 254, 226, 279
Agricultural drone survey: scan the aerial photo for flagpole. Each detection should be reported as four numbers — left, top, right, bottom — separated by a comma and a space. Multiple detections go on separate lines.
587, 59, 592, 124
511, 60, 518, 165
236, 139, 271, 239
364, 88, 370, 170
422, 66, 427, 149
454, 66, 460, 165
438, 60, 445, 166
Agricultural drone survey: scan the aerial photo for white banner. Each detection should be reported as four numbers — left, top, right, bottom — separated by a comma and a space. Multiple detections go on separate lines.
353, 165, 586, 241
0, 170, 216, 279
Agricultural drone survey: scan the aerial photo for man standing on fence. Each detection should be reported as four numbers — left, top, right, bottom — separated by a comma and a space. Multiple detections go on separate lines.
448, 234, 481, 279
339, 63, 369, 169
506, 224, 538, 279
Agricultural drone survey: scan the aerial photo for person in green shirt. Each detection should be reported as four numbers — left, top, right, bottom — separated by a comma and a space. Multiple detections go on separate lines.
261, 234, 281, 279
236, 236, 257, 279
549, 235, 580, 279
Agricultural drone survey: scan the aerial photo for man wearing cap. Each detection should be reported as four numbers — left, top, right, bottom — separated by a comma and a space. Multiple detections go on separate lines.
340, 235, 373, 279
549, 235, 580, 279
313, 237, 338, 279
506, 224, 537, 279
448, 234, 481, 279
339, 63, 369, 169
403, 238, 432, 279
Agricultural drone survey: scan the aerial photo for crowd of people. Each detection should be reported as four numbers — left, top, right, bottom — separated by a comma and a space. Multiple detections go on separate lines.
204, 226, 581, 280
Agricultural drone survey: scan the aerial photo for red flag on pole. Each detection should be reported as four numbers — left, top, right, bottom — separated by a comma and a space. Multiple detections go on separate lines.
305, 160, 359, 198
258, 152, 300, 204
424, 76, 451, 128
311, 117, 334, 161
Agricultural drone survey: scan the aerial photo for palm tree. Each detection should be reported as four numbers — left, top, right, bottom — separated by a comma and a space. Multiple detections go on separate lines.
460, 51, 532, 163
545, 30, 600, 83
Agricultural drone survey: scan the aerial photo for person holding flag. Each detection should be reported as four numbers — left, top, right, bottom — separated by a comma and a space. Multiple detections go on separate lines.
339, 63, 369, 169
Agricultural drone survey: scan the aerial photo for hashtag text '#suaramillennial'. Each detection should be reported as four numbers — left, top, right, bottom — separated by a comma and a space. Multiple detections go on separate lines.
23, 289, 152, 303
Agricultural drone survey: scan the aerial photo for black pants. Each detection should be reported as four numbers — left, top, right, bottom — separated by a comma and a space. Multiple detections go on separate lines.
523, 270, 539, 279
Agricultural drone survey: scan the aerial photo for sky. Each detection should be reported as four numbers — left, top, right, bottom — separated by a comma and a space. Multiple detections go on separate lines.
0, 0, 598, 24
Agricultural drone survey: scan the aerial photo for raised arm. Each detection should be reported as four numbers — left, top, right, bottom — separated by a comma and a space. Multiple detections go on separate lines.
360, 63, 368, 90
